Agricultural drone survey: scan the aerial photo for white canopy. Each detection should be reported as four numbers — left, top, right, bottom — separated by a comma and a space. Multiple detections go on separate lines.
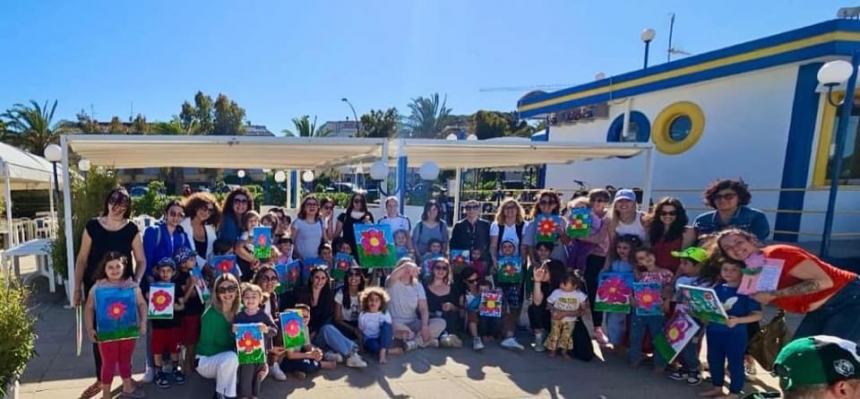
0, 141, 63, 190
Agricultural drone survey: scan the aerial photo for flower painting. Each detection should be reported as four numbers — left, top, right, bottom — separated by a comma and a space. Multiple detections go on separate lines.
653, 310, 700, 363
211, 254, 241, 279
678, 285, 729, 324
252, 226, 273, 260
147, 283, 174, 320
566, 208, 592, 238
535, 214, 563, 243
95, 286, 139, 342
495, 255, 522, 284
479, 289, 503, 318
275, 261, 302, 294
300, 257, 327, 285
331, 253, 354, 280
633, 282, 663, 316
450, 250, 470, 268
234, 323, 266, 365
594, 272, 633, 313
279, 310, 307, 349
354, 224, 397, 268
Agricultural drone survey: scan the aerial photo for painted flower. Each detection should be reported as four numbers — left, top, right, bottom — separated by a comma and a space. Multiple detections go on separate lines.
287, 267, 300, 283
361, 229, 388, 256
665, 318, 690, 345
217, 259, 234, 273
484, 295, 498, 309
237, 330, 261, 354
453, 255, 465, 264
635, 287, 661, 310
597, 276, 632, 304
703, 292, 715, 302
256, 234, 267, 247
336, 260, 350, 271
106, 301, 127, 320
151, 289, 173, 312
284, 319, 301, 337
503, 263, 517, 276
537, 217, 557, 236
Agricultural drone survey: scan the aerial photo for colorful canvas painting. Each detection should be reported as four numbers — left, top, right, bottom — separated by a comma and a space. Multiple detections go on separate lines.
450, 250, 470, 268
594, 272, 634, 313
678, 285, 729, 324
653, 310, 700, 363
566, 208, 592, 238
275, 261, 302, 294
479, 289, 503, 318
301, 257, 328, 285
252, 226, 273, 260
147, 283, 174, 320
738, 258, 784, 295
279, 310, 307, 349
235, 323, 266, 365
190, 265, 210, 303
535, 214, 563, 243
211, 255, 241, 279
496, 255, 523, 284
633, 282, 663, 316
95, 286, 139, 342
331, 253, 354, 280
354, 224, 397, 268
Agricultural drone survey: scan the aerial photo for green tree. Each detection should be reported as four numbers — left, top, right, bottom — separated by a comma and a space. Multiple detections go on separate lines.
404, 93, 452, 138
131, 114, 149, 134
282, 115, 331, 137
471, 110, 535, 139
0, 100, 69, 153
108, 116, 126, 134
193, 91, 214, 133
359, 108, 399, 138
213, 94, 246, 135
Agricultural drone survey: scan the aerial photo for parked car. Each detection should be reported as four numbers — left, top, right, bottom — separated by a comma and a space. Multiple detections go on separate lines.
128, 186, 149, 198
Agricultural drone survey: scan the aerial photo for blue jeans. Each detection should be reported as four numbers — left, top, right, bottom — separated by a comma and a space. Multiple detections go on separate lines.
363, 322, 393, 355
313, 323, 358, 356
706, 328, 747, 393
794, 278, 860, 343
628, 314, 666, 366
604, 313, 627, 346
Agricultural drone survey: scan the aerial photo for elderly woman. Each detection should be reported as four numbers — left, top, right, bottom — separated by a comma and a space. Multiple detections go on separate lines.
386, 260, 447, 349
218, 187, 254, 244
716, 229, 860, 342
73, 187, 146, 399
693, 179, 770, 241
180, 192, 221, 268
197, 274, 241, 399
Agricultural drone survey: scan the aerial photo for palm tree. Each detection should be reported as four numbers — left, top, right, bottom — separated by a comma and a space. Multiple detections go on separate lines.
404, 93, 452, 138
1, 100, 69, 153
282, 115, 332, 137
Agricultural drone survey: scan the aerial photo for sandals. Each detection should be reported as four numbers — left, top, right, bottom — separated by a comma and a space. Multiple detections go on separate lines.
79, 382, 101, 399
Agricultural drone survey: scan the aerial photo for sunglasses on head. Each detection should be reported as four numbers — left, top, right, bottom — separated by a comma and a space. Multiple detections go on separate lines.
216, 284, 238, 294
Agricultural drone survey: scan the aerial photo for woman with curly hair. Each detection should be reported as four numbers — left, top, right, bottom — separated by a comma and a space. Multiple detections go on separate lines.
646, 197, 696, 274
181, 192, 221, 267
692, 178, 770, 242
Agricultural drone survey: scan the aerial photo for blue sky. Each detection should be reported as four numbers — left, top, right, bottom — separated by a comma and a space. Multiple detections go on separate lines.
0, 1, 850, 133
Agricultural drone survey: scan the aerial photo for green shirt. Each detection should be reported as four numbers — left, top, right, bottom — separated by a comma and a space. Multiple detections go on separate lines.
196, 306, 235, 356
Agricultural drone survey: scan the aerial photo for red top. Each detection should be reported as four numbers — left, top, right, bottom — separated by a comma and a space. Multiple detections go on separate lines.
766, 245, 857, 313
652, 237, 682, 274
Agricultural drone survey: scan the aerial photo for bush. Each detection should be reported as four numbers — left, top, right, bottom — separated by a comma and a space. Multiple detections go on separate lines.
0, 279, 37, 396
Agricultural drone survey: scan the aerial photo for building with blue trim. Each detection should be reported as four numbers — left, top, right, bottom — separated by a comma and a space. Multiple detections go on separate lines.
518, 19, 860, 244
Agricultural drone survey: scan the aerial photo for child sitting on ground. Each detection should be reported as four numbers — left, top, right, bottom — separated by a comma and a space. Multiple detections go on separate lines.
358, 286, 404, 363
273, 304, 337, 380
461, 267, 499, 351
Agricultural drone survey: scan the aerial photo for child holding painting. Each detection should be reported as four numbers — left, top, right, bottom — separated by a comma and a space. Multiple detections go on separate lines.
149, 258, 185, 388
628, 247, 673, 371
173, 247, 203, 374
233, 283, 278, 399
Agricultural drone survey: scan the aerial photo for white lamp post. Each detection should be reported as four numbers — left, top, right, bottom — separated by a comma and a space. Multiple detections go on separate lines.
237, 169, 246, 185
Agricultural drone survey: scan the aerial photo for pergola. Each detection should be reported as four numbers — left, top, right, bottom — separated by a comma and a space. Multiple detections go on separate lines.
60, 134, 654, 305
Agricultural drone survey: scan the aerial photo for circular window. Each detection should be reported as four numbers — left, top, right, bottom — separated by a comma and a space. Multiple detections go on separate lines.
606, 111, 650, 143
652, 101, 705, 154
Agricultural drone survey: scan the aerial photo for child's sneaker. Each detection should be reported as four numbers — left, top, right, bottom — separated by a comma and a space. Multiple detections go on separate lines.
686, 373, 702, 386
155, 371, 170, 389
500, 337, 525, 351
173, 369, 186, 385
404, 340, 419, 352
473, 337, 484, 351
440, 333, 463, 348
346, 352, 368, 368
668, 370, 687, 381
270, 362, 288, 381
533, 332, 546, 352
324, 351, 344, 363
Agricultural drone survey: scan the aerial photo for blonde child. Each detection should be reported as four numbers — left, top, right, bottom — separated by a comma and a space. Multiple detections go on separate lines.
358, 287, 404, 363
628, 247, 673, 370
84, 252, 147, 399
544, 270, 587, 358
233, 283, 277, 399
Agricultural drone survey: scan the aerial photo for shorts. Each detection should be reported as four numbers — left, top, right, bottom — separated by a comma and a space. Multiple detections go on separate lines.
181, 314, 201, 345
151, 327, 181, 355
499, 283, 522, 311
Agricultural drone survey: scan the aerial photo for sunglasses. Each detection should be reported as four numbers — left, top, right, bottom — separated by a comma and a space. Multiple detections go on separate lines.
659, 211, 677, 216
306, 202, 319, 207
539, 200, 556, 205
259, 276, 278, 282
216, 285, 238, 294
714, 193, 737, 201
465, 205, 480, 210
234, 198, 249, 204
434, 266, 448, 271
168, 211, 184, 218
466, 278, 479, 283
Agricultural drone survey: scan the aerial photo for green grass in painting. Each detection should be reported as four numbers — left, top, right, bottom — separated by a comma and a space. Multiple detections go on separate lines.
238, 348, 265, 365
653, 335, 676, 363
594, 302, 630, 314
97, 326, 139, 342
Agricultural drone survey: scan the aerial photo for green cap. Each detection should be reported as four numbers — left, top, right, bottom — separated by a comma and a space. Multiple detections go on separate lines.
670, 246, 709, 263
774, 335, 860, 391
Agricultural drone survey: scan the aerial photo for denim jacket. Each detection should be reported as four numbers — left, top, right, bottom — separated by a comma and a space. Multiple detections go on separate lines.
692, 206, 770, 241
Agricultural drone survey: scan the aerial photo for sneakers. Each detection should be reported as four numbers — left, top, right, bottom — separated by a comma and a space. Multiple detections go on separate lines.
118, 388, 146, 398
440, 334, 463, 348
533, 332, 546, 352
324, 351, 344, 363
668, 371, 687, 381
473, 337, 485, 351
270, 362, 288, 381
173, 369, 186, 385
686, 373, 702, 385
594, 326, 610, 347
155, 371, 170, 389
346, 352, 368, 368
404, 340, 419, 352
500, 337, 525, 351
141, 367, 155, 384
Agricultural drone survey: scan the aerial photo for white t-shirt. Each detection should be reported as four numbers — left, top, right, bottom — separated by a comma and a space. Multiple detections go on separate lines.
379, 215, 412, 236
334, 290, 360, 322
387, 280, 426, 325
490, 222, 521, 256
358, 311, 393, 339
547, 289, 587, 322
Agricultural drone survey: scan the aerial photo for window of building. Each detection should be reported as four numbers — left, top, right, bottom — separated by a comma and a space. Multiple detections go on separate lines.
814, 97, 860, 186
652, 101, 705, 155
606, 111, 650, 143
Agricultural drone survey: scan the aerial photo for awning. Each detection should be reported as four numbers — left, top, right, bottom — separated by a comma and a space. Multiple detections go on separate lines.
0, 142, 64, 190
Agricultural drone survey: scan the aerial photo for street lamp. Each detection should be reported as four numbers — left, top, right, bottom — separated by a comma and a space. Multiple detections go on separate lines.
341, 98, 360, 136
78, 159, 91, 179
641, 28, 656, 69
237, 169, 246, 186
43, 144, 62, 210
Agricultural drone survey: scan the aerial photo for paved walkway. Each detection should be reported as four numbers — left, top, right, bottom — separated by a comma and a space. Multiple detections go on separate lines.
16, 262, 784, 399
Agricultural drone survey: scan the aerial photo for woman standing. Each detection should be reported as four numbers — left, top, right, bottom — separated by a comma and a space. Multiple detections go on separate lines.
319, 196, 337, 242
693, 179, 770, 241
217, 187, 254, 244
334, 267, 365, 341
73, 188, 146, 399
523, 190, 569, 263
386, 260, 447, 349
424, 258, 462, 343
716, 229, 860, 342
290, 195, 329, 260
608, 188, 648, 245
646, 197, 696, 274
196, 274, 241, 399
334, 193, 375, 255
412, 200, 449, 259
180, 192, 221, 268
575, 189, 612, 346
379, 196, 414, 252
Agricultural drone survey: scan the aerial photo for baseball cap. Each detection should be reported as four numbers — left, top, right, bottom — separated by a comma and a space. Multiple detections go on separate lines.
774, 335, 860, 391
173, 247, 198, 265
154, 257, 176, 270
671, 247, 709, 264
613, 189, 636, 203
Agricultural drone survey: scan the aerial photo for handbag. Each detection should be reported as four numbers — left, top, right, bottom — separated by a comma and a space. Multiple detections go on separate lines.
747, 310, 792, 371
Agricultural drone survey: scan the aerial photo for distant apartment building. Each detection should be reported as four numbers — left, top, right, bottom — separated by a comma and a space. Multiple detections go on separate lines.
322, 120, 361, 137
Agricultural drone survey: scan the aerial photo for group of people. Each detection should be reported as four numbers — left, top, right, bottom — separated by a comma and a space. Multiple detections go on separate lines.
71, 179, 860, 399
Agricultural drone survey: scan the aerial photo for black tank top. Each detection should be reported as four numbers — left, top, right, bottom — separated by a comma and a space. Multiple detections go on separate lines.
84, 218, 139, 284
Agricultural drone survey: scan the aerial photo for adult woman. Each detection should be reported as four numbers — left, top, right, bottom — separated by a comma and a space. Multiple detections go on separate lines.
716, 229, 860, 342
180, 192, 221, 268
412, 200, 449, 259
607, 188, 648, 245
268, 207, 290, 239
334, 267, 365, 341
319, 196, 337, 240
197, 274, 241, 399
572, 189, 613, 346
334, 193, 375, 255
424, 258, 462, 343
217, 187, 254, 244
646, 197, 696, 274
297, 267, 368, 368
531, 259, 595, 361
386, 260, 447, 348
73, 188, 146, 399
290, 195, 329, 260
693, 179, 770, 242
379, 196, 414, 251
523, 190, 569, 263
